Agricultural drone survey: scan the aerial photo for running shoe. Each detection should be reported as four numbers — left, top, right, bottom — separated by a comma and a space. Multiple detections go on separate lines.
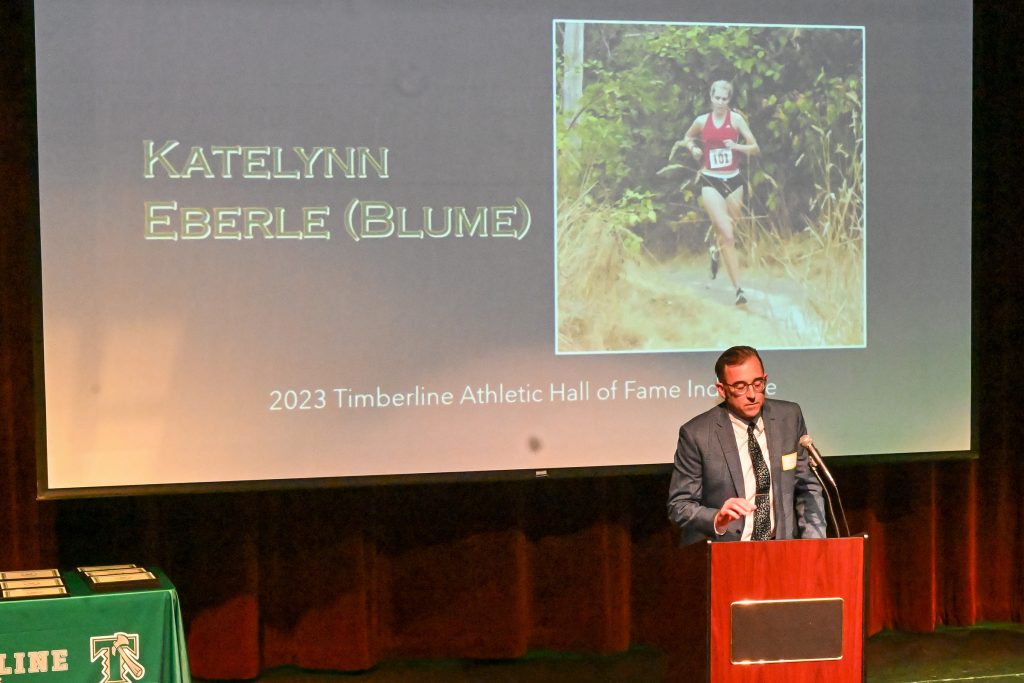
709, 245, 720, 280
735, 288, 747, 305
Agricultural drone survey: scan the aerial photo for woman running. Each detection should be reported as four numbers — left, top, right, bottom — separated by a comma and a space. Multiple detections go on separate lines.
674, 80, 759, 305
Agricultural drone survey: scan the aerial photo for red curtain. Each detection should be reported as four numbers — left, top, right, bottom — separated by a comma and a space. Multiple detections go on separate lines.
2, 451, 1022, 678
3, 1, 1023, 679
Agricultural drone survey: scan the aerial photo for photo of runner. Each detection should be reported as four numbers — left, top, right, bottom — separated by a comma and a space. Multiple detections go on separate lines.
673, 79, 760, 306
554, 22, 865, 353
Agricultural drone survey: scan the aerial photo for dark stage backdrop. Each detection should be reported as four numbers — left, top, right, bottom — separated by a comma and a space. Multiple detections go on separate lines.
2, 1, 1023, 679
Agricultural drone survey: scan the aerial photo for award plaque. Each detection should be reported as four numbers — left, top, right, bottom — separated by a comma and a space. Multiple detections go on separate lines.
2, 585, 69, 600
81, 567, 150, 577
84, 570, 160, 592
76, 564, 137, 572
0, 569, 60, 581
76, 563, 161, 592
0, 577, 64, 590
0, 569, 68, 600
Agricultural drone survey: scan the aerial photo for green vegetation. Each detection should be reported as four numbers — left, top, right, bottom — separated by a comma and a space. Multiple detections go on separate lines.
556, 23, 864, 351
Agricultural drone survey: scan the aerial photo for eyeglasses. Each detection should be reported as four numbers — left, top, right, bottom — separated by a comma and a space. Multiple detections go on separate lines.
724, 377, 767, 394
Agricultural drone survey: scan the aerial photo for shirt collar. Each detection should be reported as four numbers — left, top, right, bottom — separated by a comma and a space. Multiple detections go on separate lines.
727, 410, 763, 434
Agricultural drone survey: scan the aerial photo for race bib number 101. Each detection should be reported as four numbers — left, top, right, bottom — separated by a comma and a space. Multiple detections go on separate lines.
708, 147, 734, 170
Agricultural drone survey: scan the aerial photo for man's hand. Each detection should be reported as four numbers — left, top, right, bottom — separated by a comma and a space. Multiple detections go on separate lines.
714, 497, 755, 534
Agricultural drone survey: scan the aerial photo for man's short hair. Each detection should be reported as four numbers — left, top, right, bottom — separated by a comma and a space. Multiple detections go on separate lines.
715, 345, 764, 382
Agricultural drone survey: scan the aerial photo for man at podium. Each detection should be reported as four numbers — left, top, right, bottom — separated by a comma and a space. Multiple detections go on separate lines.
667, 345, 826, 545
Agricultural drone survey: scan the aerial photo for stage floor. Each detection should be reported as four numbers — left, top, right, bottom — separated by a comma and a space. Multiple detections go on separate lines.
199, 623, 1024, 682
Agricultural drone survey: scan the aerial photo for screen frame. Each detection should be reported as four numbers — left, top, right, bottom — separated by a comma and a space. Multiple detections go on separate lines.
29, 0, 976, 500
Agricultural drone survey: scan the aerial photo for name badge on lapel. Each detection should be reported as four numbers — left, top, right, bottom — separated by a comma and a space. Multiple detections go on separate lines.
782, 452, 797, 470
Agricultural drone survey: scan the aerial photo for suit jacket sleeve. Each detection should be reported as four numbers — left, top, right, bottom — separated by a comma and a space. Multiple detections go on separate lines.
666, 415, 742, 544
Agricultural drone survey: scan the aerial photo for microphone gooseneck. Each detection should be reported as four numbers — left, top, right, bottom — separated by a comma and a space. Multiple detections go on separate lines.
800, 434, 851, 537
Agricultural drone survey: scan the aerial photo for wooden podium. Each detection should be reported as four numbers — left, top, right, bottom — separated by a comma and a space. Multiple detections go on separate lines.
666, 536, 867, 682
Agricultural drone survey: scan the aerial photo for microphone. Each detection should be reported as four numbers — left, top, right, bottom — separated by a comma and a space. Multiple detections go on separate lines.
799, 434, 829, 480
799, 434, 849, 537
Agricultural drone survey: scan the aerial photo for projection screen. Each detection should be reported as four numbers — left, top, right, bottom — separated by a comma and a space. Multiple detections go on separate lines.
33, 0, 972, 496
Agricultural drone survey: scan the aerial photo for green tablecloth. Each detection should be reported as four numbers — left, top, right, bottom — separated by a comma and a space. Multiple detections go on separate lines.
0, 568, 190, 683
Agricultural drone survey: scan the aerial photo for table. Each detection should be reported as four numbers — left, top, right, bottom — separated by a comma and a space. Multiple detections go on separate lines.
0, 568, 191, 683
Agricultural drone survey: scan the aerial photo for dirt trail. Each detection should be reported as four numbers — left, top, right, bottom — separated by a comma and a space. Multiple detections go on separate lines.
663, 260, 828, 347
595, 255, 831, 351
557, 252, 834, 352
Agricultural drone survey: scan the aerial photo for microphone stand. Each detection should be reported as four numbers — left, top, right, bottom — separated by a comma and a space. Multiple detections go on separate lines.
802, 437, 851, 537
809, 465, 841, 537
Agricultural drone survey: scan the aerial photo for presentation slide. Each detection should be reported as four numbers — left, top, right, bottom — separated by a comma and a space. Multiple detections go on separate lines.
33, 0, 971, 495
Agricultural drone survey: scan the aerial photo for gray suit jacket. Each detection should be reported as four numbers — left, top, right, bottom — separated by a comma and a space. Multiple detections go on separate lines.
667, 399, 826, 545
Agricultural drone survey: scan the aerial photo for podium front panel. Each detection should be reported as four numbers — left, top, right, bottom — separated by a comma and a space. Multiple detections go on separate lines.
708, 537, 865, 683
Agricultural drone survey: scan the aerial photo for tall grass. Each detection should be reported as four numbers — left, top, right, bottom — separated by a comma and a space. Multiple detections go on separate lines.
743, 116, 865, 345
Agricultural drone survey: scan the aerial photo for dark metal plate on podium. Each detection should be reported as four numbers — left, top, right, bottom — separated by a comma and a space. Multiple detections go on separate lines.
731, 597, 843, 663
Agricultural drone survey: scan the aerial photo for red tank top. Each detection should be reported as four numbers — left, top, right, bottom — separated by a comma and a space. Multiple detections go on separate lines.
701, 110, 739, 175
